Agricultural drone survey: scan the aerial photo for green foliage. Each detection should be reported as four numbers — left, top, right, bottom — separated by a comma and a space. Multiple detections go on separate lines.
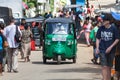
28, 2, 35, 8
38, 3, 42, 6
60, 0, 67, 6
35, 9, 41, 13
22, 0, 27, 3
23, 0, 37, 8
49, 0, 54, 12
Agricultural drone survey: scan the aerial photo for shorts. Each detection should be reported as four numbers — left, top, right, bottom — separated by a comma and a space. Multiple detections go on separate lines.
99, 53, 115, 67
115, 55, 120, 71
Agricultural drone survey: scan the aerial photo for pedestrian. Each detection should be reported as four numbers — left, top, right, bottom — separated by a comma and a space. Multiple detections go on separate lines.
90, 21, 101, 64
91, 5, 95, 17
75, 14, 81, 34
77, 20, 87, 39
38, 23, 43, 49
0, 23, 6, 76
0, 22, 8, 73
21, 23, 32, 62
44, 12, 49, 19
65, 11, 70, 18
47, 12, 53, 18
115, 40, 120, 80
3, 17, 22, 73
20, 18, 25, 30
77, 17, 92, 47
87, 6, 91, 17
32, 22, 43, 49
19, 18, 26, 59
96, 16, 119, 80
84, 17, 92, 47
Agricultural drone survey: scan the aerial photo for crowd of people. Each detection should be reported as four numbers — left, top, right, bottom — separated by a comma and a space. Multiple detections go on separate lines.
75, 7, 120, 80
54, 5, 120, 80
0, 5, 120, 80
0, 16, 44, 76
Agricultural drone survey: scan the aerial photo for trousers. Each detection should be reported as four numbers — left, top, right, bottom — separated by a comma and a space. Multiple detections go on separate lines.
7, 48, 18, 71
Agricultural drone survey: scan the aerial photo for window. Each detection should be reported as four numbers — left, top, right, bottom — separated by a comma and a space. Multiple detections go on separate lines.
46, 23, 69, 35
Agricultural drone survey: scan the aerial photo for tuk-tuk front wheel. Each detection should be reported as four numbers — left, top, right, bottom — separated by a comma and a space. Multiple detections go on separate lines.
43, 56, 47, 64
73, 56, 76, 63
57, 55, 61, 64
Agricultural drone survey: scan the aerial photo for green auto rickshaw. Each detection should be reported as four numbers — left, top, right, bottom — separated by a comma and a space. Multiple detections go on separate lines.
43, 18, 77, 64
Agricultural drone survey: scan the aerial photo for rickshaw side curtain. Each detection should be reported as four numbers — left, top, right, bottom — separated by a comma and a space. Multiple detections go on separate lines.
111, 12, 120, 21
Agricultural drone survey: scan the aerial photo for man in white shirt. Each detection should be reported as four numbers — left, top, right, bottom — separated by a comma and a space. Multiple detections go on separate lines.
3, 17, 21, 73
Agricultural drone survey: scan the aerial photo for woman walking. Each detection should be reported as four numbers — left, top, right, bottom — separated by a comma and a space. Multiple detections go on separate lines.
77, 17, 92, 47
21, 23, 32, 62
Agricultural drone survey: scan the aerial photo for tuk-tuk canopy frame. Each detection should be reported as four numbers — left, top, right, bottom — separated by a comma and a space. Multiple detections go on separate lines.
45, 18, 75, 24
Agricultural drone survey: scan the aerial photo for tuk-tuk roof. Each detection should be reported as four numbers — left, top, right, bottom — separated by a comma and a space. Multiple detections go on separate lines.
25, 17, 45, 23
64, 4, 82, 9
45, 18, 75, 24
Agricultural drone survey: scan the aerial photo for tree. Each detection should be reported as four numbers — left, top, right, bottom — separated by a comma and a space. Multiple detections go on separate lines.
49, 0, 54, 12
23, 0, 37, 8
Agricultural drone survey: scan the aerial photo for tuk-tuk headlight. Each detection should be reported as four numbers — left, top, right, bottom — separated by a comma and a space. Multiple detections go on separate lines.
45, 40, 51, 45
67, 40, 73, 45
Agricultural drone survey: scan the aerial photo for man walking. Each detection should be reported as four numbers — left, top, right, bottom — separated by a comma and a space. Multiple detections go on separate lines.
96, 16, 119, 80
3, 17, 22, 73
19, 18, 26, 59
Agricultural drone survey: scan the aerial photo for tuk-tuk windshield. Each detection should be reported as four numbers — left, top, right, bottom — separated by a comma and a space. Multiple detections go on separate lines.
46, 23, 69, 34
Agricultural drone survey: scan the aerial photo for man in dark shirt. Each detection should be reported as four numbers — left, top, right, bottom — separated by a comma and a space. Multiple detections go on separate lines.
96, 16, 119, 80
31, 22, 42, 48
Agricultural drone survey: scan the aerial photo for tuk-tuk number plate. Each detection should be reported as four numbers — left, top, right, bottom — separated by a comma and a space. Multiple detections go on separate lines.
52, 37, 66, 41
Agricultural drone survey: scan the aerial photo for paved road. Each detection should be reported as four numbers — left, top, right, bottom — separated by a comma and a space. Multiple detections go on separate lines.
1, 43, 102, 80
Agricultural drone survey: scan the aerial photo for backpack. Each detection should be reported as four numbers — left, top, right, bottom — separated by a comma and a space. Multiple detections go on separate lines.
14, 26, 21, 43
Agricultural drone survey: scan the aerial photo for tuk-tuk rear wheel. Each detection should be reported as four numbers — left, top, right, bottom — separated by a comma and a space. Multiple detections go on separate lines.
57, 55, 61, 64
73, 56, 76, 63
43, 56, 47, 64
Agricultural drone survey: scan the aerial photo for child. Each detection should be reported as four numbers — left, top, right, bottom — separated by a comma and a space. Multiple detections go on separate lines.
0, 26, 5, 76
